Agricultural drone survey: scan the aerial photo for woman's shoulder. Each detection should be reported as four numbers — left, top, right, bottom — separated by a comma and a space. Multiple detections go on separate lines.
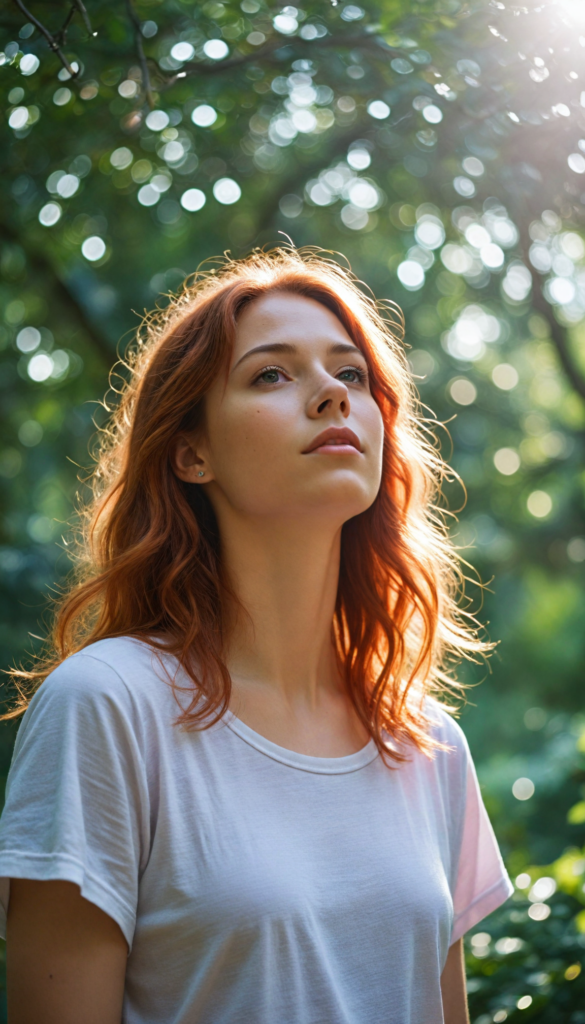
418, 698, 475, 800
31, 636, 175, 716
381, 696, 471, 781
424, 696, 470, 753
382, 696, 471, 773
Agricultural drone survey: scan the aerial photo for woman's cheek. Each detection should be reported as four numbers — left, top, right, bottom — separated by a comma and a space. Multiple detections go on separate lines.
218, 402, 294, 467
242, 398, 296, 447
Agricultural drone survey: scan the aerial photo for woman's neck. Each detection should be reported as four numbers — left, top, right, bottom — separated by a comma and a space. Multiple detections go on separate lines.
222, 514, 343, 708
219, 513, 370, 755
215, 510, 369, 756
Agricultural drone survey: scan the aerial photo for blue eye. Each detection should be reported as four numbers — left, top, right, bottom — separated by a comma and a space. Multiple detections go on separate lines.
338, 367, 366, 384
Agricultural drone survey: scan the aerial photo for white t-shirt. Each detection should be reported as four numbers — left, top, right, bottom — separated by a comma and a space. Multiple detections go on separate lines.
0, 637, 512, 1024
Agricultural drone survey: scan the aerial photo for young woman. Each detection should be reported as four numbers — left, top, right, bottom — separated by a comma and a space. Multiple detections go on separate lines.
0, 248, 512, 1024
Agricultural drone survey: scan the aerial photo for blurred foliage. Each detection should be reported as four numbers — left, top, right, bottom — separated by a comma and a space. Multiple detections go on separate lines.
1, 0, 585, 1020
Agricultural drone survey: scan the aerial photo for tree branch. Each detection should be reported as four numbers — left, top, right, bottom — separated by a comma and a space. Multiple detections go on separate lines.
158, 32, 403, 88
11, 0, 80, 78
54, 5, 76, 48
531, 278, 585, 402
54, 1, 95, 46
72, 0, 94, 38
124, 0, 154, 109
518, 228, 585, 401
1, 219, 114, 368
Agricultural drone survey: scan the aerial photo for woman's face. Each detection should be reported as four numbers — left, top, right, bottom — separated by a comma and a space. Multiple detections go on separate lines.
175, 292, 385, 527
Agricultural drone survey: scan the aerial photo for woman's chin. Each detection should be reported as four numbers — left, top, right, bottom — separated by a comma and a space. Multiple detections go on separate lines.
296, 478, 379, 521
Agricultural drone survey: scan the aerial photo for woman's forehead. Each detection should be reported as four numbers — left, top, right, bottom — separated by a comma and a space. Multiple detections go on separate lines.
232, 291, 356, 361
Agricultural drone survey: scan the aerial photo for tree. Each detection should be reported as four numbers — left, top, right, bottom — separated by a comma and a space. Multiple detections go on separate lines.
1, 1, 585, 1018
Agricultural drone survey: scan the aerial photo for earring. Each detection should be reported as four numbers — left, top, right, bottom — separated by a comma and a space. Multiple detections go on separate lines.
197, 470, 205, 477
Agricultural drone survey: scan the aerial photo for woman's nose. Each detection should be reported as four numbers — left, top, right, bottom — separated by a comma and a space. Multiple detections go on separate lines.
307, 375, 350, 419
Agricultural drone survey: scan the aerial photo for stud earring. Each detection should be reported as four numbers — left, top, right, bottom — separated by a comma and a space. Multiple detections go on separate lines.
197, 470, 205, 477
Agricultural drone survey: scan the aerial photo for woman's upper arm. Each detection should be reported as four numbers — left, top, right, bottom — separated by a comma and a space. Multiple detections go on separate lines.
0, 656, 147, 950
7, 879, 127, 1024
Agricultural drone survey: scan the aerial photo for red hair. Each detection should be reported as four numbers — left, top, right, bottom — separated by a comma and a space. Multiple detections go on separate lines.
8, 247, 487, 762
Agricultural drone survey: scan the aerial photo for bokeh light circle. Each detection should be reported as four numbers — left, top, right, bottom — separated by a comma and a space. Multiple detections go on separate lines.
81, 236, 106, 261
397, 261, 425, 290
367, 100, 390, 120
203, 39, 229, 60
213, 178, 241, 204
180, 188, 206, 212
38, 202, 62, 227
191, 104, 218, 127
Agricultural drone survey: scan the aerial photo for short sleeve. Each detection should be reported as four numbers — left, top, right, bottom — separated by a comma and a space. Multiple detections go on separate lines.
0, 653, 150, 950
450, 731, 514, 944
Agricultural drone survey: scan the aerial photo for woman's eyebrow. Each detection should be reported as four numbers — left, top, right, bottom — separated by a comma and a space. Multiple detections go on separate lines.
232, 340, 363, 372
329, 342, 363, 358
232, 342, 296, 371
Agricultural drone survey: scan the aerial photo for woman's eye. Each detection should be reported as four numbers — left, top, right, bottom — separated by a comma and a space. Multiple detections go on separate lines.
337, 367, 366, 384
255, 367, 285, 385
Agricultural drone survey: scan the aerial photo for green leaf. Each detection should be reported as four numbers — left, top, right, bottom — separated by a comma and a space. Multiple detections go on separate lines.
568, 802, 585, 825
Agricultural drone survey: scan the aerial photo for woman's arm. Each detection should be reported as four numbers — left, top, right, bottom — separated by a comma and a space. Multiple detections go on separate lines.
7, 879, 127, 1024
441, 938, 470, 1024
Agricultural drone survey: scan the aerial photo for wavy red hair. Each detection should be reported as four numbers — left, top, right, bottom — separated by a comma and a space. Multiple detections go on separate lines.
8, 247, 487, 762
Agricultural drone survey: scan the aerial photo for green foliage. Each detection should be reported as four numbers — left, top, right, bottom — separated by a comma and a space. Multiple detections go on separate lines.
1, 1, 585, 1020
462, 718, 585, 1021
465, 892, 585, 1023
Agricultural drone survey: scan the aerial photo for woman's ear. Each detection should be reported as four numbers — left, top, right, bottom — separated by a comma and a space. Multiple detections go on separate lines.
171, 434, 213, 484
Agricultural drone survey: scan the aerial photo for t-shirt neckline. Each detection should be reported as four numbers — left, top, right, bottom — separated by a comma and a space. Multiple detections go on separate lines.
224, 712, 379, 775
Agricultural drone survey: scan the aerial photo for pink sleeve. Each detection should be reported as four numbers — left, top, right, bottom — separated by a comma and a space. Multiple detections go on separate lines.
450, 752, 514, 945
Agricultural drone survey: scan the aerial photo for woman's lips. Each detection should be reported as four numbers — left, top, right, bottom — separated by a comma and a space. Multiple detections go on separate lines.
312, 444, 360, 455
302, 427, 362, 454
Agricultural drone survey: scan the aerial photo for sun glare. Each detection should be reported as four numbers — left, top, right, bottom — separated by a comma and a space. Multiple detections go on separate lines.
557, 0, 585, 25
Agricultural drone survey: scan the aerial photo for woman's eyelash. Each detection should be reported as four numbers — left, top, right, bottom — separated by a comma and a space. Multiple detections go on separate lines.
252, 365, 287, 384
252, 364, 368, 385
338, 365, 368, 383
